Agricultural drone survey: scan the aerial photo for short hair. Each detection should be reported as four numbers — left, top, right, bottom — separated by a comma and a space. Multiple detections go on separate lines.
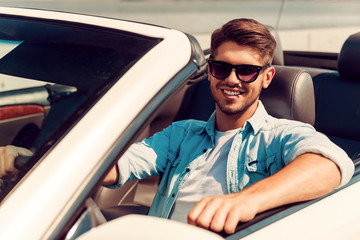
210, 18, 276, 64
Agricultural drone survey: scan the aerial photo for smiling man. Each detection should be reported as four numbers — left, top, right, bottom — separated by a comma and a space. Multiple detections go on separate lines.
207, 40, 273, 131
103, 18, 354, 234
0, 18, 355, 235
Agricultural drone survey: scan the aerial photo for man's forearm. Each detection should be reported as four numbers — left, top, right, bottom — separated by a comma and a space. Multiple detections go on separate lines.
188, 152, 341, 234
246, 152, 341, 213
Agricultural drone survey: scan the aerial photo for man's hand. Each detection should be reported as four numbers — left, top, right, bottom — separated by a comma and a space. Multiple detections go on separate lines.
0, 145, 33, 179
187, 153, 341, 234
187, 192, 258, 234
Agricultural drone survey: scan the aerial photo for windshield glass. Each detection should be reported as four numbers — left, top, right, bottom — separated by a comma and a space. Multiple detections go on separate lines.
0, 16, 161, 199
0, 17, 160, 93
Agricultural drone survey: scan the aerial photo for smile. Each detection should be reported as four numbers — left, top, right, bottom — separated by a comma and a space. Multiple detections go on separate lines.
223, 89, 243, 96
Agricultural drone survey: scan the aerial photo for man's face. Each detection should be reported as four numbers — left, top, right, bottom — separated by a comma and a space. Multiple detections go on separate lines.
209, 41, 273, 116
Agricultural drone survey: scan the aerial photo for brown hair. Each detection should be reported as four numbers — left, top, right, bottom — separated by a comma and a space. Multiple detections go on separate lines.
210, 18, 276, 64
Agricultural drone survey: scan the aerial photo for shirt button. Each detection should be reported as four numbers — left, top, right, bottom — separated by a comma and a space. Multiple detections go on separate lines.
203, 149, 207, 153
171, 193, 176, 197
186, 168, 190, 172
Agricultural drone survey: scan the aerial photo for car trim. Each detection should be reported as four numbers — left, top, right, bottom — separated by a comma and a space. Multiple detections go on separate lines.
0, 7, 172, 39
0, 105, 45, 121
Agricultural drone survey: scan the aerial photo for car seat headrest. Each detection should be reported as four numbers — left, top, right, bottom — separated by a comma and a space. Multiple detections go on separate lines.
338, 32, 360, 81
260, 65, 315, 125
267, 25, 284, 66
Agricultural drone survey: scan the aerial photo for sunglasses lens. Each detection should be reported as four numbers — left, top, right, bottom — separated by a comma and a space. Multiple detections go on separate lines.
236, 65, 259, 82
209, 59, 265, 83
210, 61, 231, 79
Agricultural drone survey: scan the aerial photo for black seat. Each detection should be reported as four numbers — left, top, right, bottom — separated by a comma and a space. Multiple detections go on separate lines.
313, 32, 360, 158
261, 65, 315, 125
175, 65, 315, 126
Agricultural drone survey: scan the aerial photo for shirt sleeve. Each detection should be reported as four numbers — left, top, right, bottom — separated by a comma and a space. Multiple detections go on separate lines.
108, 124, 173, 189
281, 123, 355, 188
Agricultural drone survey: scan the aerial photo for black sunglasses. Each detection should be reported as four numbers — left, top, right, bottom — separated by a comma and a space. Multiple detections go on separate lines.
208, 59, 270, 83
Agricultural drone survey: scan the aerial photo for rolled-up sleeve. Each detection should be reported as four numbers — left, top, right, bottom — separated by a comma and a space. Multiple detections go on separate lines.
108, 125, 173, 189
282, 123, 354, 188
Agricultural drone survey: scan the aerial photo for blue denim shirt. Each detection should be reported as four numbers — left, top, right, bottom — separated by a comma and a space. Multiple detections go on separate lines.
114, 102, 354, 219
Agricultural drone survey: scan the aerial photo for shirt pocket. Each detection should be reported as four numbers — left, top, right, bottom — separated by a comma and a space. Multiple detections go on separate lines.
245, 154, 279, 183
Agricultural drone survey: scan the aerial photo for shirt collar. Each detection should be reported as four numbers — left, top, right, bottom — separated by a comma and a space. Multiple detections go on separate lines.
247, 101, 269, 135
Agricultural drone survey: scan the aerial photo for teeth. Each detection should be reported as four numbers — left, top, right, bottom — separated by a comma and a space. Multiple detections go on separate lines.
223, 89, 241, 96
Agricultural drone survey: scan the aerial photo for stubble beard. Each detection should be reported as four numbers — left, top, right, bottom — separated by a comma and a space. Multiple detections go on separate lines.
211, 86, 261, 116
215, 96, 258, 116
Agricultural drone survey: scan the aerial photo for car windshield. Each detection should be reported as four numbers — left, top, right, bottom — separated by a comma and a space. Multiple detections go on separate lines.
0, 17, 160, 92
0, 16, 161, 199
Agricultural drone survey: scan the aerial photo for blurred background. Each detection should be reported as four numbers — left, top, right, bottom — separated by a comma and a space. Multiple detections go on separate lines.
1, 0, 360, 52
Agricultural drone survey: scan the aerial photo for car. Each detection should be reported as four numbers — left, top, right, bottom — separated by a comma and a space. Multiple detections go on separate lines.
0, 4, 359, 240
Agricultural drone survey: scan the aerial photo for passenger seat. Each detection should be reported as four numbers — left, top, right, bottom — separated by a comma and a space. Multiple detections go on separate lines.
312, 32, 360, 158
176, 65, 315, 126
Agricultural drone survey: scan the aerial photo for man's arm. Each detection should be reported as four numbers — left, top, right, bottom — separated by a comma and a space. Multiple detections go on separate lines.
187, 153, 341, 234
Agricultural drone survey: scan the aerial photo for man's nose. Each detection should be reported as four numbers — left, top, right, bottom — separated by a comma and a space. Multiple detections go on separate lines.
225, 68, 241, 85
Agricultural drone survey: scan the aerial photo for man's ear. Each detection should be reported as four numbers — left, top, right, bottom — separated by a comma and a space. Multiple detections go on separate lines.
262, 66, 275, 89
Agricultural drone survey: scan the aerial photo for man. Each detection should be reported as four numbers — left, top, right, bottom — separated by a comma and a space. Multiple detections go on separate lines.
103, 18, 353, 233
0, 18, 355, 234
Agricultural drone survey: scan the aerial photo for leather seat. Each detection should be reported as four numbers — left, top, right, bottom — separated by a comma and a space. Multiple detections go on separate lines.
313, 32, 360, 158
176, 65, 315, 126
261, 65, 315, 125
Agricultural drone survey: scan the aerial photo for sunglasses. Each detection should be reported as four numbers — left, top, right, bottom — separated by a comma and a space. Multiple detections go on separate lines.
208, 59, 270, 83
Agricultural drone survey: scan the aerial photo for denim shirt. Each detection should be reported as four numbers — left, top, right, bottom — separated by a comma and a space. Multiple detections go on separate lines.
113, 102, 354, 219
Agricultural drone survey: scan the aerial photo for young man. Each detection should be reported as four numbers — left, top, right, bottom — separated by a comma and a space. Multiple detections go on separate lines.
103, 18, 354, 233
0, 18, 355, 235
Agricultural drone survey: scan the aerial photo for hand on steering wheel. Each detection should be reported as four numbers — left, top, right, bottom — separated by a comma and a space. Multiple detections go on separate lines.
0, 145, 33, 179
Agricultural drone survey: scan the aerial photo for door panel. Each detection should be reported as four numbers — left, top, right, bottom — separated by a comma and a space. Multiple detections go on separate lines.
0, 86, 50, 148
0, 109, 46, 147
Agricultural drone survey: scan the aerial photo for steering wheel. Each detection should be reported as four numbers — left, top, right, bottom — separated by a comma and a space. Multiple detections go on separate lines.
14, 155, 32, 170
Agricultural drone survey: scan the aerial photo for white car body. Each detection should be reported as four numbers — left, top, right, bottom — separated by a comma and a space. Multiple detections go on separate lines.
0, 6, 359, 240
0, 7, 206, 240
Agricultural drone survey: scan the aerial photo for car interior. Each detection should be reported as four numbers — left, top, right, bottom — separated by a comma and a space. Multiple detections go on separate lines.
312, 32, 360, 158
1, 22, 360, 238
